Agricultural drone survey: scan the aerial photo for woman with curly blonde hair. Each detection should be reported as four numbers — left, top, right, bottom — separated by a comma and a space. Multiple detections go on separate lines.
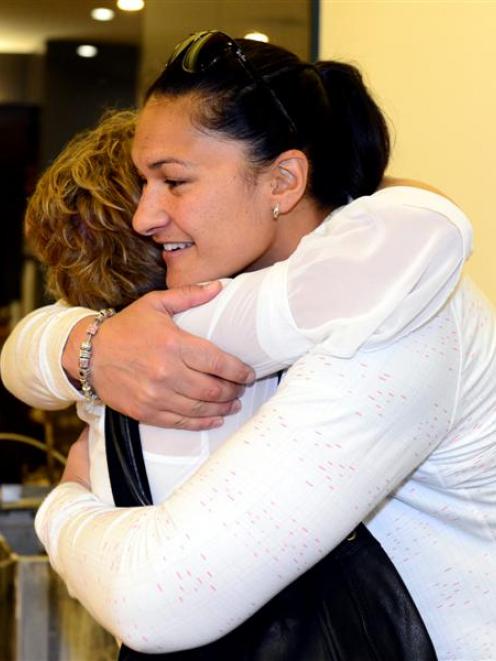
25, 109, 165, 309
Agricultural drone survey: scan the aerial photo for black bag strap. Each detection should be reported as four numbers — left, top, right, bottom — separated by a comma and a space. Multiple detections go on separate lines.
105, 372, 286, 509
105, 407, 153, 507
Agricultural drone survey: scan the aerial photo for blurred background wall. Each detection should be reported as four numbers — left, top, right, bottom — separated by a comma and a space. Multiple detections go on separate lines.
320, 0, 496, 301
140, 0, 311, 94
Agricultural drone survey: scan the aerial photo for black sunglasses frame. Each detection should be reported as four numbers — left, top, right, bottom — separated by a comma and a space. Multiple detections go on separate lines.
167, 31, 298, 140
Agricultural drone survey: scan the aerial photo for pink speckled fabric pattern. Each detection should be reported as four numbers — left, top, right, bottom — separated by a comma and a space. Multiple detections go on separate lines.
36, 280, 496, 659
1, 186, 473, 509
4, 186, 493, 658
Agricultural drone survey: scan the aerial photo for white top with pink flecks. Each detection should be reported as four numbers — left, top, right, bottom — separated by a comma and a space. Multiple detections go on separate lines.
2, 186, 471, 510
4, 187, 494, 659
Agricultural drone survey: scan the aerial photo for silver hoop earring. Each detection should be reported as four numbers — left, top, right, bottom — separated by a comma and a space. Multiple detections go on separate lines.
272, 202, 280, 220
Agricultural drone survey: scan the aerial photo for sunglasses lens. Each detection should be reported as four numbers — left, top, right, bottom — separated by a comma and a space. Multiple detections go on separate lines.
183, 32, 234, 73
168, 33, 202, 69
168, 31, 234, 74
167, 31, 297, 140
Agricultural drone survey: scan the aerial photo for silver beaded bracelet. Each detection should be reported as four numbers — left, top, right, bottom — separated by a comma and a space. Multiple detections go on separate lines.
79, 308, 116, 402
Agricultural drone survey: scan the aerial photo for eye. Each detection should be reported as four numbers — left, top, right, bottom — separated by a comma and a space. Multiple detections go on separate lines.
164, 179, 186, 190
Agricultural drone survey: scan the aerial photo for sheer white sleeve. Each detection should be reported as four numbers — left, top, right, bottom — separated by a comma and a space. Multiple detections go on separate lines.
0, 301, 93, 409
175, 186, 472, 374
1, 186, 471, 404
35, 305, 459, 653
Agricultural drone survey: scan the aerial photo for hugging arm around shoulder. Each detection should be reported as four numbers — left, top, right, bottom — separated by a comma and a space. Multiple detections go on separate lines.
35, 314, 459, 653
177, 186, 471, 369
0, 186, 472, 407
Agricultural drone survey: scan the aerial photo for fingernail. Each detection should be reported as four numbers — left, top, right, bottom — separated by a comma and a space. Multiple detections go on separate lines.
244, 368, 256, 384
201, 281, 219, 291
231, 400, 242, 413
211, 417, 224, 428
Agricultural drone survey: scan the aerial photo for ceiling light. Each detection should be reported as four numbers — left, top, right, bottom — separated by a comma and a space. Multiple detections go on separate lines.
91, 8, 115, 21
244, 32, 269, 43
117, 0, 145, 10
77, 44, 98, 58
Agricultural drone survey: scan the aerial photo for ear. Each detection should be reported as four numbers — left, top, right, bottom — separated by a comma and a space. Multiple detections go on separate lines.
268, 149, 309, 215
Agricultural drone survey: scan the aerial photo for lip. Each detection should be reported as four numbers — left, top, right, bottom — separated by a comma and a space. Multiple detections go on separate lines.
161, 243, 194, 264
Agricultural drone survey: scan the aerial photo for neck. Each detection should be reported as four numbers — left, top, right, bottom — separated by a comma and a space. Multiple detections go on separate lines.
265, 198, 329, 265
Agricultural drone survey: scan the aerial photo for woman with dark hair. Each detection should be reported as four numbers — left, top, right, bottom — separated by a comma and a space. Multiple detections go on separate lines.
3, 32, 494, 660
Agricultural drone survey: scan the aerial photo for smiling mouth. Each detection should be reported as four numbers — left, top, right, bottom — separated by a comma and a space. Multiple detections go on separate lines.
162, 242, 194, 252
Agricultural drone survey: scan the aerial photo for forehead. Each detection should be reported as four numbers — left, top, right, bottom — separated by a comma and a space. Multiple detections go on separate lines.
132, 95, 248, 170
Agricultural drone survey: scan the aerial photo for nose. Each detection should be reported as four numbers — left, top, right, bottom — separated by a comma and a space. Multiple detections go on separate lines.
132, 184, 170, 237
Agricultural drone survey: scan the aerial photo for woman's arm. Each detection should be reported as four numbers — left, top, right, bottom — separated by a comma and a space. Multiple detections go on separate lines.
0, 301, 95, 410
2, 186, 470, 419
35, 313, 459, 653
0, 285, 253, 426
177, 186, 471, 366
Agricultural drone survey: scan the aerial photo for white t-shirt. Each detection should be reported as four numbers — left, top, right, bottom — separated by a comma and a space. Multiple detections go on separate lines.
5, 186, 493, 660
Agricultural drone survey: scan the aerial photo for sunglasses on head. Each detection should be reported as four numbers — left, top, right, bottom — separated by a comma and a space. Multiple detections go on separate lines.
167, 30, 298, 140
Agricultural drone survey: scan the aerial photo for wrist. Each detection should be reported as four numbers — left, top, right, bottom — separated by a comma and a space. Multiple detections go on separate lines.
79, 308, 115, 401
62, 316, 97, 385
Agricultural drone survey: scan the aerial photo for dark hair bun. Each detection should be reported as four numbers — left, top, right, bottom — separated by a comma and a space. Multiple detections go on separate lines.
313, 61, 390, 205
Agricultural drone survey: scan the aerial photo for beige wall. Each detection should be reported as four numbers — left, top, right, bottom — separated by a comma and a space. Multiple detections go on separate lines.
320, 0, 496, 301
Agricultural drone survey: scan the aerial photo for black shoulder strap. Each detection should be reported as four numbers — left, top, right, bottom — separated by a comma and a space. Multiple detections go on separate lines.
105, 407, 153, 507
105, 374, 284, 508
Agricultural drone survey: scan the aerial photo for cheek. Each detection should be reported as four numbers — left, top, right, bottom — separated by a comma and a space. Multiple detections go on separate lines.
194, 183, 272, 264
228, 220, 275, 270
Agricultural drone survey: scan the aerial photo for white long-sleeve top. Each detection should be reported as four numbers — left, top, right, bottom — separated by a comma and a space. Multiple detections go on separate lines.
33, 278, 496, 661
4, 186, 493, 659
1, 186, 471, 506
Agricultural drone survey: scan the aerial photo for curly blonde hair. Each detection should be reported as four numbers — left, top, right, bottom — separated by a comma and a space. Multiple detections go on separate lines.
25, 109, 166, 309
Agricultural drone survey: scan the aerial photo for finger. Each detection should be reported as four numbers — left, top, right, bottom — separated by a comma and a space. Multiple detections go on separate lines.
131, 366, 246, 406
168, 393, 242, 418
182, 340, 255, 385
134, 390, 243, 419
136, 411, 227, 431
171, 369, 247, 403
153, 282, 222, 315
110, 387, 243, 427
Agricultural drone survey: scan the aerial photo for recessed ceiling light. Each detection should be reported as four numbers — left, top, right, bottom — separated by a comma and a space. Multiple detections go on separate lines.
91, 8, 115, 21
244, 32, 269, 43
117, 0, 145, 10
77, 44, 98, 58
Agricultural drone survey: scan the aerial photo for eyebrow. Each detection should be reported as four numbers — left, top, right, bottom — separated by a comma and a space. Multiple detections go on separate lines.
149, 158, 192, 169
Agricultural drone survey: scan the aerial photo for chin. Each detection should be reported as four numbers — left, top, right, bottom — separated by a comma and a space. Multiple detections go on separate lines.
165, 273, 207, 289
166, 277, 189, 289
166, 262, 239, 288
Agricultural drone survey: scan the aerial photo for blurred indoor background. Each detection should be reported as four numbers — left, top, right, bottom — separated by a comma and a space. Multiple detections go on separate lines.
0, 1, 495, 659
0, 2, 314, 658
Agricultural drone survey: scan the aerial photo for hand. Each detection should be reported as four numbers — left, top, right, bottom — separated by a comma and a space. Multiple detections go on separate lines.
63, 282, 255, 429
61, 427, 91, 489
